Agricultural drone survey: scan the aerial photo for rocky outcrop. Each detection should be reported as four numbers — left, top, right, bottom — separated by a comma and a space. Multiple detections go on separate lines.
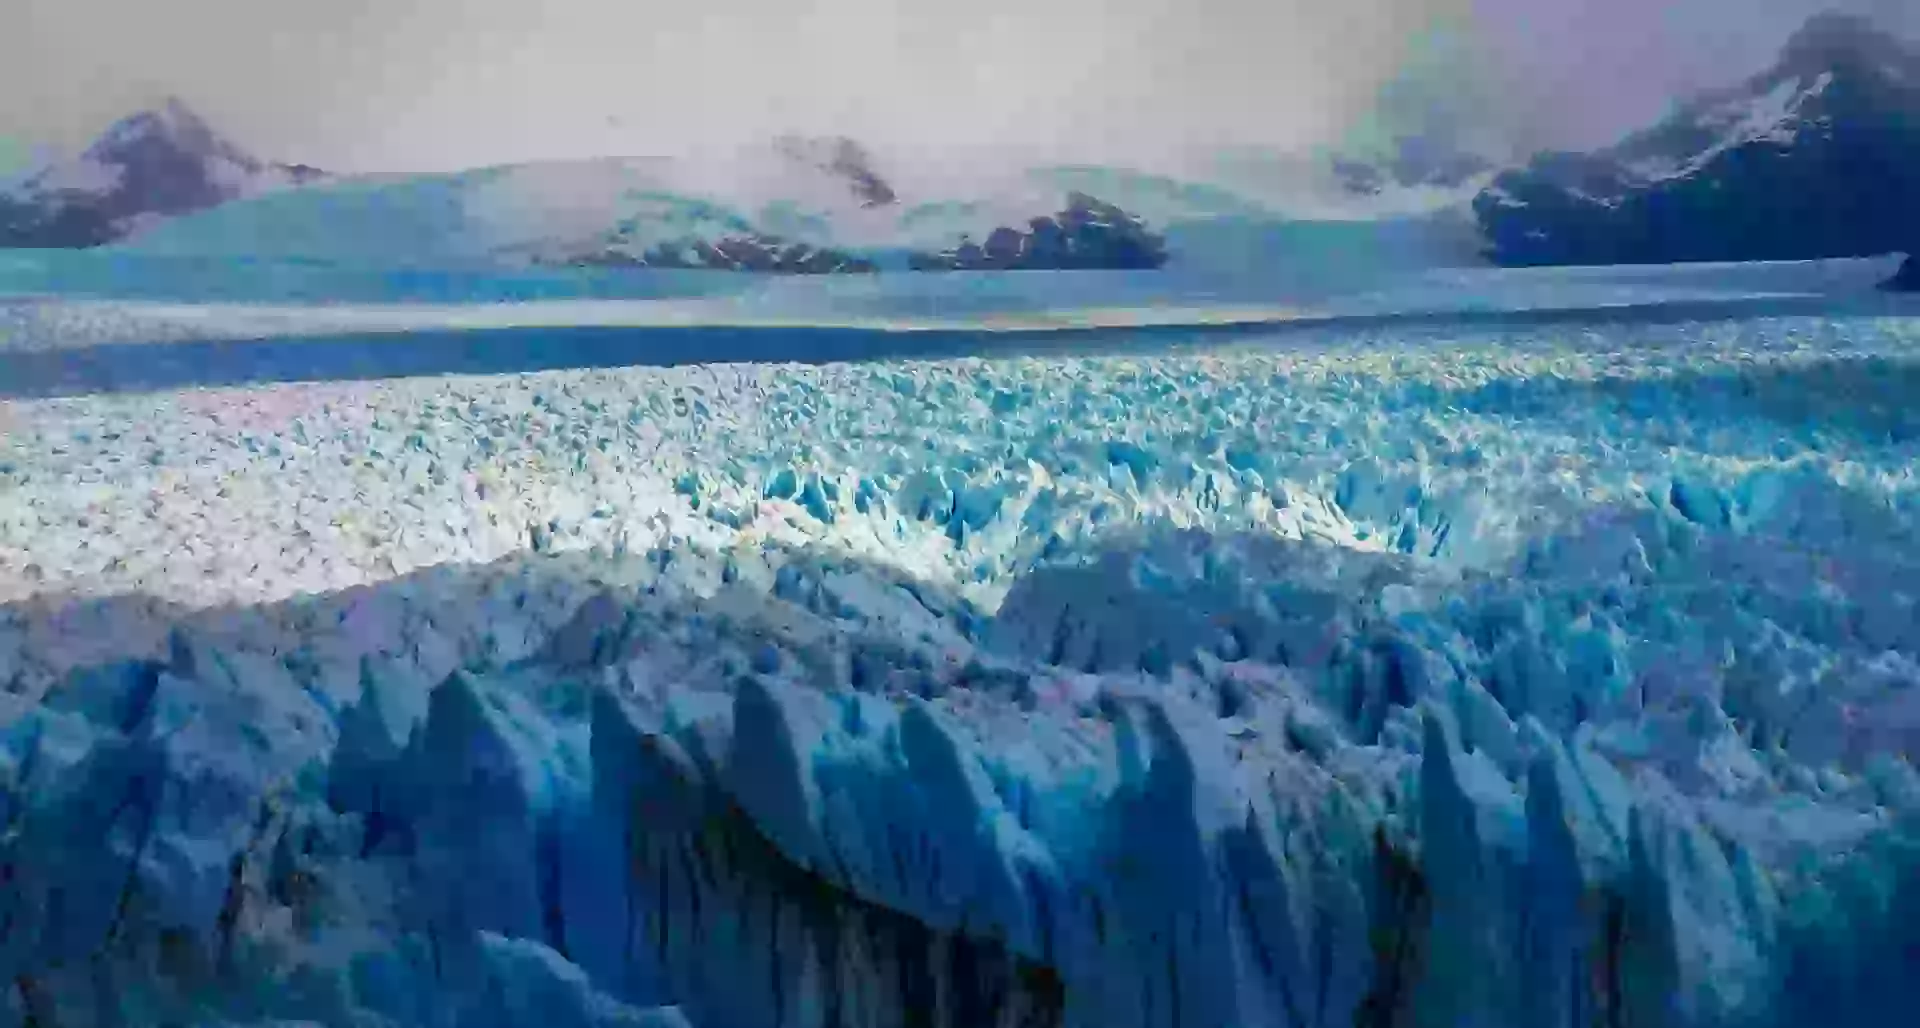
772, 135, 898, 208
907, 192, 1169, 271
1885, 253, 1919, 290
560, 193, 1170, 274
566, 233, 878, 274
0, 99, 324, 249
1475, 13, 1920, 266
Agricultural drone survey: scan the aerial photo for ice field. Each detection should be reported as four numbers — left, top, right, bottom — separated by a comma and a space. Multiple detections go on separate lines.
1, 258, 1918, 1026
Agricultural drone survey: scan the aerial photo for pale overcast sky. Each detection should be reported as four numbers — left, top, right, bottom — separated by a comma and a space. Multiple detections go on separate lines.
2, 0, 1914, 174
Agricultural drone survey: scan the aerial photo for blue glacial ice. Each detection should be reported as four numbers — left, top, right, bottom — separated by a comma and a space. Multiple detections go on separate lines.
1, 290, 1919, 1025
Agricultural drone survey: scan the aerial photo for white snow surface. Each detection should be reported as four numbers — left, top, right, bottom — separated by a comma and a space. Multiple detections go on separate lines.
115, 150, 1041, 264
2, 305, 1919, 1026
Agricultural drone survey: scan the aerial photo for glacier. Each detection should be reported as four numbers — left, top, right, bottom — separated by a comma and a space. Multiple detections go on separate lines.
2, 277, 1920, 1026
102, 147, 1486, 282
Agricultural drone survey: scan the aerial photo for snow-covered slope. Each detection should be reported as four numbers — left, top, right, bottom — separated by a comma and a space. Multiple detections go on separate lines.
115, 152, 1503, 277
1476, 12, 1920, 265
118, 150, 1201, 273
3, 307, 1920, 1025
0, 98, 1510, 276
0, 99, 323, 249
0, 93, 1508, 276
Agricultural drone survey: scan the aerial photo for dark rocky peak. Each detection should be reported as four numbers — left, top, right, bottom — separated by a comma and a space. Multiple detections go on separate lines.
1654, 10, 1919, 127
44, 98, 273, 220
1472, 12, 1920, 267
82, 97, 261, 175
1, 98, 325, 248
281, 163, 328, 184
1886, 253, 1919, 291
1777, 11, 1919, 82
1601, 11, 1917, 173
772, 134, 897, 208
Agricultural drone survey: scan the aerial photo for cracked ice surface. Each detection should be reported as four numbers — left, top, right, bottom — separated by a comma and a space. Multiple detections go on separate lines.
1, 312, 1919, 1026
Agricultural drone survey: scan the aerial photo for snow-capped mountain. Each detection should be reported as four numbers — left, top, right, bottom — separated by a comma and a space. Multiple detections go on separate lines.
28, 100, 1499, 275
1475, 12, 1920, 266
118, 144, 1197, 274
0, 98, 324, 249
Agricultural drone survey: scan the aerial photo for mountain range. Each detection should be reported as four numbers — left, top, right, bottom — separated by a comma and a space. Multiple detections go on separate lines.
1473, 11, 1919, 270
2, 11, 1915, 276
0, 108, 1188, 273
0, 81, 1490, 274
0, 99, 323, 249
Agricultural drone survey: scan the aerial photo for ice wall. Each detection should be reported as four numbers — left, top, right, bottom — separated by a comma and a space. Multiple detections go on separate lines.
1, 515, 1915, 1027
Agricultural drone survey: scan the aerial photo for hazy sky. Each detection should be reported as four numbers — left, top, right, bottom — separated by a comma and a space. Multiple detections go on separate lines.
2, 0, 1915, 175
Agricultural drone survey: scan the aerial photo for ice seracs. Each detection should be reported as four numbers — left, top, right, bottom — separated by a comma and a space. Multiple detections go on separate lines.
3, 304, 1920, 1024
